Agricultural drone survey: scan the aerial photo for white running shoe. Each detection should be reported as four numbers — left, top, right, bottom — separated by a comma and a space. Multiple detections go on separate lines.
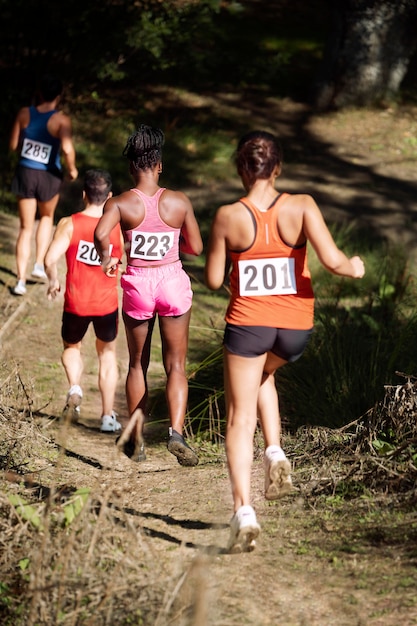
11, 280, 27, 296
31, 263, 47, 280
101, 411, 122, 433
264, 446, 293, 500
61, 385, 83, 424
227, 505, 260, 554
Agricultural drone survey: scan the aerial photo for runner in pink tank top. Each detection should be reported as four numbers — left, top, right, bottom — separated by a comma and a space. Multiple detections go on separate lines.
94, 125, 203, 467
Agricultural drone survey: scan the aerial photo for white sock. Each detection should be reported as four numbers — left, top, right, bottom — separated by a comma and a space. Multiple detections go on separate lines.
265, 445, 286, 461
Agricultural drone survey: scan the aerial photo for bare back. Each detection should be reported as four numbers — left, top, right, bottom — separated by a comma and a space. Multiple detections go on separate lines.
220, 192, 311, 252
114, 187, 191, 232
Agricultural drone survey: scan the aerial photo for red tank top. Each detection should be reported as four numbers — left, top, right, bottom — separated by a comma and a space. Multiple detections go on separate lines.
64, 213, 122, 316
124, 187, 180, 267
225, 194, 314, 330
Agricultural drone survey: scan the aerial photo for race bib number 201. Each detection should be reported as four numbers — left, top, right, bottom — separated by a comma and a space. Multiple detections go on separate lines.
21, 137, 52, 165
130, 230, 174, 260
76, 240, 113, 266
238, 257, 297, 296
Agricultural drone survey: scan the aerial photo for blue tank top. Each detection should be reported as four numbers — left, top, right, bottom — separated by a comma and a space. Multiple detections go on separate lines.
18, 106, 62, 174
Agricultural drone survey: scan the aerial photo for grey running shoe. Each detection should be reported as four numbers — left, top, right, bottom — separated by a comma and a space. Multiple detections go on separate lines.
227, 505, 260, 554
167, 427, 198, 466
116, 408, 146, 462
264, 451, 293, 500
61, 385, 83, 424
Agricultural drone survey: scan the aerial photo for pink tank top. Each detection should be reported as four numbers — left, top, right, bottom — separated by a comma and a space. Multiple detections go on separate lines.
124, 187, 181, 267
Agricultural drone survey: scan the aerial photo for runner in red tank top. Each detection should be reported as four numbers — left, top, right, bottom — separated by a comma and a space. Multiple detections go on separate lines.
205, 130, 365, 553
44, 169, 122, 433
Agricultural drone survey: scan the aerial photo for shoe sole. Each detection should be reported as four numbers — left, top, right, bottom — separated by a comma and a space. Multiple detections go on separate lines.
61, 394, 82, 425
228, 524, 260, 554
167, 440, 198, 466
116, 409, 146, 462
265, 458, 293, 500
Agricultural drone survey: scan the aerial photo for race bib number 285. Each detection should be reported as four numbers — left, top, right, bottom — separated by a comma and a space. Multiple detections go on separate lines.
238, 257, 297, 296
21, 137, 52, 165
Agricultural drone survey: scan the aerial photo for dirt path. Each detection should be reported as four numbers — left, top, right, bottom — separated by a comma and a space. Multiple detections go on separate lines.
1, 212, 417, 625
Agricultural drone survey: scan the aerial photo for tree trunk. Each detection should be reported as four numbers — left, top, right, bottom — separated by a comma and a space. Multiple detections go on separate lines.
313, 0, 417, 110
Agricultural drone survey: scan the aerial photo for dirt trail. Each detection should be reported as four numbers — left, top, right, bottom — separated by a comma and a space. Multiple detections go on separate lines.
2, 211, 417, 625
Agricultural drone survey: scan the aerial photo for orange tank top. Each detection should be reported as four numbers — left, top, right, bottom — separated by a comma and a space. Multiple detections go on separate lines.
64, 213, 122, 316
225, 194, 314, 330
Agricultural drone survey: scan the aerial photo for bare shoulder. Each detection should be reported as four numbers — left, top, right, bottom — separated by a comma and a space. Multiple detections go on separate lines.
16, 106, 30, 124
214, 199, 249, 223
55, 215, 73, 231
108, 190, 136, 209
280, 192, 319, 215
161, 188, 192, 209
52, 215, 74, 240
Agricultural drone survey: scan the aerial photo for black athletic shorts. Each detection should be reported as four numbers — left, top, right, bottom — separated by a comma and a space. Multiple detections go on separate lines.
223, 323, 313, 362
62, 310, 119, 344
11, 165, 63, 202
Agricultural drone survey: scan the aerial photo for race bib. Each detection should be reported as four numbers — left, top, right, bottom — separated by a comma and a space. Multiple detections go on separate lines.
76, 240, 113, 266
130, 230, 174, 260
238, 257, 297, 296
21, 137, 52, 165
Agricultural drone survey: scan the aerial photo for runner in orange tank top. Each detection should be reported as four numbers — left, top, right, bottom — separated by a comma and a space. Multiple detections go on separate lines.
205, 130, 365, 553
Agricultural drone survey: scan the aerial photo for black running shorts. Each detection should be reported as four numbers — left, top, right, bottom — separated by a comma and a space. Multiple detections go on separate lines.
62, 310, 119, 344
11, 165, 63, 202
223, 323, 313, 362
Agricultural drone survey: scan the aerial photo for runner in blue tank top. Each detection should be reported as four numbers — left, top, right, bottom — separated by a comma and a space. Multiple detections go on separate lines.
9, 75, 78, 295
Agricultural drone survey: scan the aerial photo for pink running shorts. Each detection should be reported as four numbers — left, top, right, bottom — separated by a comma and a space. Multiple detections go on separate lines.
121, 260, 193, 320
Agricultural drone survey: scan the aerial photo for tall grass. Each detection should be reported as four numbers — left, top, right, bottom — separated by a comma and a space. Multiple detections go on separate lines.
183, 228, 417, 434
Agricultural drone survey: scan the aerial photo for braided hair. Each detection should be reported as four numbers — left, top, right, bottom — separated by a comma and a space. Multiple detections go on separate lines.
123, 124, 165, 171
235, 130, 283, 188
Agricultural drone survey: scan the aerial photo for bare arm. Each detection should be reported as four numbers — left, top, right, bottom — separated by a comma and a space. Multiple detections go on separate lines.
44, 217, 73, 299
9, 108, 28, 151
204, 207, 229, 290
180, 199, 203, 256
58, 115, 78, 181
94, 198, 122, 276
302, 196, 365, 278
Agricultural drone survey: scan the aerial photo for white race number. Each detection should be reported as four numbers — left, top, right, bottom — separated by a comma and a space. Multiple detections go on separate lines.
76, 240, 113, 266
21, 138, 52, 165
238, 257, 297, 296
130, 231, 174, 260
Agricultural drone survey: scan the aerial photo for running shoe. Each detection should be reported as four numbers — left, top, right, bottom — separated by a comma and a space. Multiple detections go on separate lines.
264, 446, 293, 500
11, 280, 26, 296
167, 427, 198, 466
31, 263, 47, 280
100, 411, 122, 433
227, 505, 260, 554
116, 408, 146, 462
61, 385, 83, 424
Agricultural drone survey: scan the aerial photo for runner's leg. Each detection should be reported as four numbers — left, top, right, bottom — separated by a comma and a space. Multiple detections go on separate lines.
15, 197, 37, 281
257, 352, 287, 447
61, 340, 83, 388
36, 194, 59, 266
223, 348, 266, 511
96, 338, 118, 417
158, 309, 191, 434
